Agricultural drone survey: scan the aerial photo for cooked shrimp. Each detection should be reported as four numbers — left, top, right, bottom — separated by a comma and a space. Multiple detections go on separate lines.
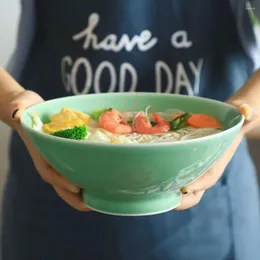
153, 113, 166, 124
98, 109, 133, 134
134, 112, 171, 134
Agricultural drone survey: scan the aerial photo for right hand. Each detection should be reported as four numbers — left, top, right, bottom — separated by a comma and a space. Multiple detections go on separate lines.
9, 90, 90, 211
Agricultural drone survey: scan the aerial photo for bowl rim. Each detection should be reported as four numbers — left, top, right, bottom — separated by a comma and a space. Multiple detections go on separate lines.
20, 92, 245, 148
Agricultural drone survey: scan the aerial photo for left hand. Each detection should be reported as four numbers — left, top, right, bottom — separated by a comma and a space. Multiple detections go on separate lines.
175, 102, 260, 210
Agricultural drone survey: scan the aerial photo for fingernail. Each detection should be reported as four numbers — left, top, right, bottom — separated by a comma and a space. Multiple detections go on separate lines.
70, 186, 80, 193
181, 187, 201, 195
181, 187, 192, 194
11, 109, 19, 119
239, 104, 253, 121
183, 190, 194, 195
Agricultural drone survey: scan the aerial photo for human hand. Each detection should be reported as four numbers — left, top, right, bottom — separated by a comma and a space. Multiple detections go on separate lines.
175, 102, 260, 211
9, 90, 90, 211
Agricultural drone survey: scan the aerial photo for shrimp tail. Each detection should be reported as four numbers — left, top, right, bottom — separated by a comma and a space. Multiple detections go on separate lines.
153, 113, 165, 124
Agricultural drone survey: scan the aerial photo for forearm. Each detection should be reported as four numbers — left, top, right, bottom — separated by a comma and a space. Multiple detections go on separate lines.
246, 128, 260, 139
0, 67, 25, 128
229, 68, 260, 106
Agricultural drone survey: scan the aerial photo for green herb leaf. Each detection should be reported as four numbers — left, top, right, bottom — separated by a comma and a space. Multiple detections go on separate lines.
90, 108, 111, 121
150, 121, 157, 127
171, 113, 191, 131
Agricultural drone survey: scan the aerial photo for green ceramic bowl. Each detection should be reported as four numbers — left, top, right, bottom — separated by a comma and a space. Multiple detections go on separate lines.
21, 93, 244, 216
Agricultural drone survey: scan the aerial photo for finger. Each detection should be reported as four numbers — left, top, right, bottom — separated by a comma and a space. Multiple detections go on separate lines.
9, 90, 44, 122
238, 104, 254, 121
39, 163, 80, 193
19, 128, 80, 193
53, 186, 91, 212
181, 167, 223, 193
226, 101, 260, 134
174, 190, 205, 210
182, 133, 243, 192
10, 94, 80, 194
227, 101, 255, 121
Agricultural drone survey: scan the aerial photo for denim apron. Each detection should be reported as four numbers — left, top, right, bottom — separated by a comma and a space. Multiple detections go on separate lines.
2, 0, 260, 259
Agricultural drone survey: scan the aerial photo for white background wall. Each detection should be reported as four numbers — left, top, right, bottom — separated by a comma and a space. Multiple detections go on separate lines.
0, 0, 20, 206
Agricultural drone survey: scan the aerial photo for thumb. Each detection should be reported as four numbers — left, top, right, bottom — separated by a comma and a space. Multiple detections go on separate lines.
9, 90, 44, 122
226, 100, 254, 120
226, 100, 260, 134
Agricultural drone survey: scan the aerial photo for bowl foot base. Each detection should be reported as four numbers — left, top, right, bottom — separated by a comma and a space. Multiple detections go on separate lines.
83, 191, 182, 216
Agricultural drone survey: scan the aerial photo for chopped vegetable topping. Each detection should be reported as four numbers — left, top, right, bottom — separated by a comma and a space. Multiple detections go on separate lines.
172, 113, 222, 129
173, 113, 184, 120
90, 108, 111, 121
171, 113, 191, 130
186, 114, 222, 128
51, 125, 88, 140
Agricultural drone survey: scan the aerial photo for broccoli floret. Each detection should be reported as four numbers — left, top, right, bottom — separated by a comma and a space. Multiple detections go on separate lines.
51, 125, 88, 140
90, 108, 111, 121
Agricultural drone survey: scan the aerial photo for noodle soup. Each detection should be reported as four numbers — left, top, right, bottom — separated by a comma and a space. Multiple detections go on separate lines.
32, 106, 222, 144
